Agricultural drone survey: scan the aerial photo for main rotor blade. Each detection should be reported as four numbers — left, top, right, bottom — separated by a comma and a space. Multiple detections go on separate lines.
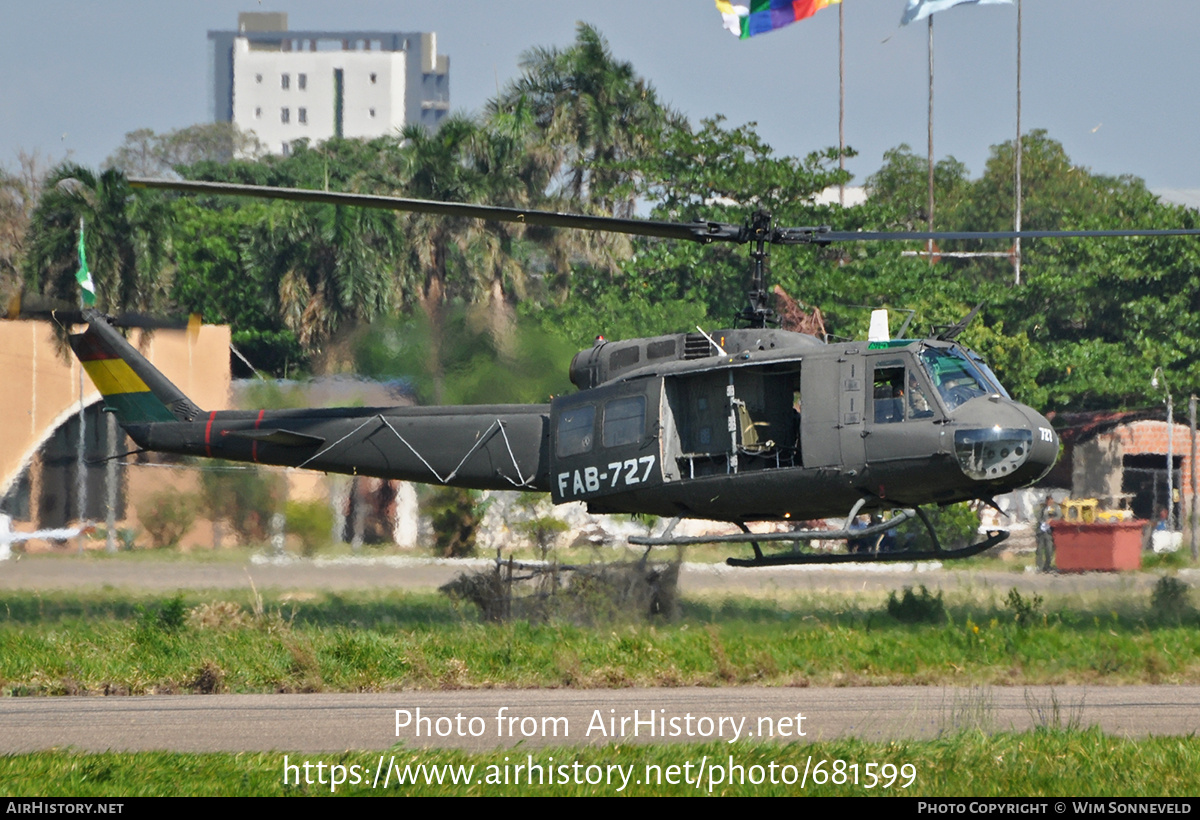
129, 177, 744, 244
805, 228, 1200, 244
131, 178, 1200, 246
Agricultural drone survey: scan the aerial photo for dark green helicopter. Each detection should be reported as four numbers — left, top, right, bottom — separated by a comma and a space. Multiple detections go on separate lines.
66, 178, 1200, 566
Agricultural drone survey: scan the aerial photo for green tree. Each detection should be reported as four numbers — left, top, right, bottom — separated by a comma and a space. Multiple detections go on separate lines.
105, 124, 265, 177
492, 23, 679, 216
24, 164, 169, 315
615, 116, 851, 327
0, 152, 51, 304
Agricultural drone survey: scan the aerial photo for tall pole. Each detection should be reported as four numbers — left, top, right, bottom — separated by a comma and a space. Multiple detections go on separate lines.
74, 216, 89, 553
1168, 391, 1175, 531
838, 0, 845, 207
1190, 394, 1197, 560
75, 366, 87, 553
105, 412, 118, 553
926, 15, 935, 264
1014, 0, 1023, 285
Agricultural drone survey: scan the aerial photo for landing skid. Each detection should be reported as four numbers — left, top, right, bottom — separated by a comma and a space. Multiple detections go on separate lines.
627, 501, 1009, 567
723, 530, 1008, 567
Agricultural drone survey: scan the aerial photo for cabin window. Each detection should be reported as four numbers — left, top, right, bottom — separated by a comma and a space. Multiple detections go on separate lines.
647, 339, 676, 360
603, 396, 645, 448
873, 363, 905, 424
610, 346, 640, 369
556, 405, 595, 457
873, 360, 935, 423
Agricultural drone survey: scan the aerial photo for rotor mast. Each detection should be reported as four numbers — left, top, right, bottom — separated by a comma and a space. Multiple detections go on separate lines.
737, 211, 778, 328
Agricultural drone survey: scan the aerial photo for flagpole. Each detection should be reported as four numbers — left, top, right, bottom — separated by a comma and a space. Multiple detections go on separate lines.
1014, 0, 1023, 285
75, 216, 88, 553
926, 14, 935, 264
838, 0, 845, 206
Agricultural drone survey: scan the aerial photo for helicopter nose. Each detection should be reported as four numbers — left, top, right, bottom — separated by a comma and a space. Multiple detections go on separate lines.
1018, 405, 1060, 482
951, 401, 1058, 487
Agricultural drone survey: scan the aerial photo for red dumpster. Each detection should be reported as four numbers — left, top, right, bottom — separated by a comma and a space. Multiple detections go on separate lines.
1049, 520, 1145, 572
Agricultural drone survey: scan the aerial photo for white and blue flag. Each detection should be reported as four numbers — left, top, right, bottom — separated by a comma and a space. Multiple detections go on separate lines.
901, 0, 1012, 26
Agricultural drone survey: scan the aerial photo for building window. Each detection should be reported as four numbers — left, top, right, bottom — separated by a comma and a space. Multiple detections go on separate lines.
255, 73, 262, 84
368, 108, 376, 118
369, 72, 377, 84
298, 73, 307, 90
282, 143, 291, 157
254, 107, 262, 119
281, 73, 290, 90
298, 107, 307, 124
281, 107, 290, 123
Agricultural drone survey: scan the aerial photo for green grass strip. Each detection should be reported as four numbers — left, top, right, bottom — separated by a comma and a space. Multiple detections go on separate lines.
3, 587, 1200, 693
2, 730, 1198, 796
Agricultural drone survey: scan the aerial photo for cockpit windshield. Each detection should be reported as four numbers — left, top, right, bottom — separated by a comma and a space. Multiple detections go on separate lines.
966, 351, 1011, 399
918, 346, 996, 409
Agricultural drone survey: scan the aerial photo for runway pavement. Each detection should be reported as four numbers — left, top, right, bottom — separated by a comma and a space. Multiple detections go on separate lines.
0, 552, 1178, 596
3, 686, 1199, 753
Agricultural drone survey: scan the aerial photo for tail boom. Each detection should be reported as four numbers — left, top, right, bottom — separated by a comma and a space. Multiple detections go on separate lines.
130, 405, 551, 491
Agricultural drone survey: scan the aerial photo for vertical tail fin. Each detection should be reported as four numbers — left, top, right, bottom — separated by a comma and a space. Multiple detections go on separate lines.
68, 310, 204, 425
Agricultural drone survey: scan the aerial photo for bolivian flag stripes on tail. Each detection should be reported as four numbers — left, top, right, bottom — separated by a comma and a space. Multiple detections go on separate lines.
716, 0, 841, 39
69, 323, 182, 424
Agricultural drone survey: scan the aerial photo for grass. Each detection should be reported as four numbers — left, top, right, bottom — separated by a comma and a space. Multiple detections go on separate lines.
1, 582, 1199, 694
2, 729, 1199, 796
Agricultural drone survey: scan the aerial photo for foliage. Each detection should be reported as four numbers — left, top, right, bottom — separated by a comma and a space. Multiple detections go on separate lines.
1005, 588, 1045, 627
885, 585, 947, 624
12, 584, 1200, 698
882, 502, 980, 553
0, 151, 52, 298
9, 730, 1200, 796
24, 164, 170, 315
104, 124, 265, 177
136, 489, 196, 549
1151, 575, 1193, 622
355, 307, 575, 405
285, 500, 334, 558
424, 486, 488, 558
620, 115, 850, 325
492, 22, 680, 215
513, 493, 570, 560
860, 130, 1200, 412
198, 463, 286, 545
135, 593, 187, 633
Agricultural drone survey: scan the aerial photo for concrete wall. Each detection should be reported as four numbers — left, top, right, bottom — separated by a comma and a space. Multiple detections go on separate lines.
1072, 419, 1196, 523
1, 320, 231, 544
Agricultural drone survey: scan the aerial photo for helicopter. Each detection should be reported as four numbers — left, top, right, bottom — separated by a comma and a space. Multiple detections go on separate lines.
62, 177, 1200, 567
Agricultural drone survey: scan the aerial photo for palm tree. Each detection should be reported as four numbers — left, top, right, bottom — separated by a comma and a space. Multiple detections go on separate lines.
491, 23, 678, 217
390, 117, 492, 317
241, 196, 401, 358
24, 164, 169, 315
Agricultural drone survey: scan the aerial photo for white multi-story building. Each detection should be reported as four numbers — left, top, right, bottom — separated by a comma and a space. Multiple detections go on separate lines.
209, 13, 449, 156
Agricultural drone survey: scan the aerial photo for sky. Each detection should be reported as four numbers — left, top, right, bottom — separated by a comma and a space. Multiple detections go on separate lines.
3, 1, 1199, 207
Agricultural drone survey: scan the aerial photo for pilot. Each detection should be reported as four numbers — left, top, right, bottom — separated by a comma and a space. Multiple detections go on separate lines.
907, 372, 934, 418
